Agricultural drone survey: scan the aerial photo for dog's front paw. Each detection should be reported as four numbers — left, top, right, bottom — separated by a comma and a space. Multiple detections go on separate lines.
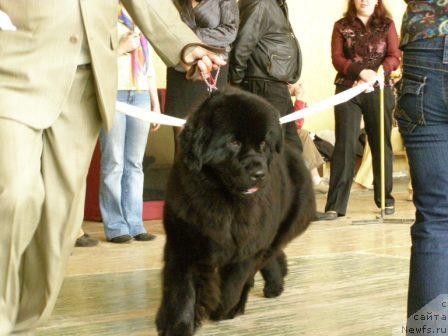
226, 301, 246, 319
263, 282, 284, 298
209, 306, 233, 321
157, 311, 194, 336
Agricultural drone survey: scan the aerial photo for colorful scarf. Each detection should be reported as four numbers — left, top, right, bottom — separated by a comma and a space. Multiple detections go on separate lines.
118, 5, 150, 87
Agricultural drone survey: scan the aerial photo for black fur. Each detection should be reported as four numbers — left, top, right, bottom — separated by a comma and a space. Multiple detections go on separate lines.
156, 89, 315, 336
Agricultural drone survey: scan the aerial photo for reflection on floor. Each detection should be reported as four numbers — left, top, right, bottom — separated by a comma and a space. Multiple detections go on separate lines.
37, 179, 414, 336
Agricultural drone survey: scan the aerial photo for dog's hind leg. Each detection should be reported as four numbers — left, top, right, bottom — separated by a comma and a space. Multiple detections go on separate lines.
209, 260, 256, 321
260, 252, 286, 298
156, 259, 197, 336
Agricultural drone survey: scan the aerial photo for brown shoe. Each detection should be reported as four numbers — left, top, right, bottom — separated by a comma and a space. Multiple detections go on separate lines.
75, 233, 99, 247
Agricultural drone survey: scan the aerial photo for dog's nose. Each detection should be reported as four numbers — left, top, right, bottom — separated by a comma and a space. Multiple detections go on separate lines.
250, 170, 265, 181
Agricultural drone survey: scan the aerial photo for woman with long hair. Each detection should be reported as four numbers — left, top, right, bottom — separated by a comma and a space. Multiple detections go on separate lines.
99, 3, 161, 243
317, 0, 401, 220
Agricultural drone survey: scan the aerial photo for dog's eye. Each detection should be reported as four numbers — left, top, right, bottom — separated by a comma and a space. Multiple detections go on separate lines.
259, 141, 266, 151
229, 140, 241, 150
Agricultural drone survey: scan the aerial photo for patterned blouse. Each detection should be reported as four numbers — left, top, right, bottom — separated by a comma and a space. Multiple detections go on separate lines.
401, 0, 448, 46
331, 17, 401, 87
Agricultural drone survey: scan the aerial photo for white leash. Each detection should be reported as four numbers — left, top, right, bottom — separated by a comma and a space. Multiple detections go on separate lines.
279, 77, 382, 124
116, 101, 186, 127
117, 76, 383, 127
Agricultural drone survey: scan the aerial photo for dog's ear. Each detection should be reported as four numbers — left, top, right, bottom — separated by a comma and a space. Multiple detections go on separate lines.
274, 122, 283, 153
179, 109, 212, 172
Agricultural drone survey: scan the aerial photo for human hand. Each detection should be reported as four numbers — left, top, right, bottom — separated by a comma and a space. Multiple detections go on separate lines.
117, 31, 140, 55
182, 45, 226, 81
359, 69, 378, 85
288, 82, 304, 98
150, 105, 161, 132
353, 79, 374, 93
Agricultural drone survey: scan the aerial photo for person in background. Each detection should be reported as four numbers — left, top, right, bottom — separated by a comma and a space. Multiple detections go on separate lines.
0, 1, 225, 334
230, 0, 303, 152
397, 0, 448, 321
99, 4, 161, 244
292, 96, 328, 194
316, 0, 401, 221
298, 128, 329, 194
75, 228, 98, 247
165, 0, 239, 154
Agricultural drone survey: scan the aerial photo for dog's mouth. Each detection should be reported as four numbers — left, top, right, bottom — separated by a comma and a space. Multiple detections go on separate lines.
242, 187, 259, 195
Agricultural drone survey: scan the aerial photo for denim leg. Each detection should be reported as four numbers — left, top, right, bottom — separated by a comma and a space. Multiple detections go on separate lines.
99, 91, 129, 239
122, 91, 151, 237
396, 37, 448, 317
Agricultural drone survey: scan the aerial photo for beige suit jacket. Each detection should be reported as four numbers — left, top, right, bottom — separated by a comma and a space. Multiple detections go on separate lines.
0, 0, 199, 130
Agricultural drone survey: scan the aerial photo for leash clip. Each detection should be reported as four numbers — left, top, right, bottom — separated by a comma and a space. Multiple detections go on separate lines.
202, 67, 221, 93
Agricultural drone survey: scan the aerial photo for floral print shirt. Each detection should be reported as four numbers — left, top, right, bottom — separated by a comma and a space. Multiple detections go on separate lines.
331, 17, 401, 87
401, 0, 448, 46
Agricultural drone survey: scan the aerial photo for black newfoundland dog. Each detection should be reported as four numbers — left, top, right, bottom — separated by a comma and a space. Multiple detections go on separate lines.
156, 89, 315, 336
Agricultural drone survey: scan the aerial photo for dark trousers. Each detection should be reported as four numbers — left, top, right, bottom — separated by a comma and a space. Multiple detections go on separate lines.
398, 37, 448, 319
241, 79, 302, 152
325, 85, 395, 215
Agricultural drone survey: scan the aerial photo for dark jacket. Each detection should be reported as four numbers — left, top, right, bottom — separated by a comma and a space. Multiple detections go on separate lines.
229, 0, 302, 84
173, 0, 239, 57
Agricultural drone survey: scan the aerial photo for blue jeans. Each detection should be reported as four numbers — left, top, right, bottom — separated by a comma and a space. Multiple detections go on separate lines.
99, 90, 151, 240
397, 36, 448, 317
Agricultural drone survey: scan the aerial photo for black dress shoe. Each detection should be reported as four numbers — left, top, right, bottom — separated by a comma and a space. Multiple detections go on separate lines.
75, 233, 99, 247
134, 233, 156, 241
314, 211, 339, 221
109, 234, 133, 243
384, 206, 395, 215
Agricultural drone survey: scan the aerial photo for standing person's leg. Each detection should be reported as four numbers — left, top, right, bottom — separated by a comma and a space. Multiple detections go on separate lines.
0, 121, 44, 336
324, 89, 362, 216
243, 80, 302, 152
362, 87, 395, 210
13, 67, 102, 334
122, 91, 154, 240
74, 227, 98, 248
99, 91, 129, 242
396, 37, 448, 318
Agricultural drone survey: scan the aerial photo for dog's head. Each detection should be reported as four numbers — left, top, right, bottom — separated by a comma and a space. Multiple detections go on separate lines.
179, 89, 283, 196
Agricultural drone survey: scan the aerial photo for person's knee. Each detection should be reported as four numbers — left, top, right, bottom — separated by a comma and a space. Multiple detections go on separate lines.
100, 158, 124, 175
0, 177, 43, 210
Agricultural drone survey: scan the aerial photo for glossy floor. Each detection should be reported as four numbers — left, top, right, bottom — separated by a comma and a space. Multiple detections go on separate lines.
37, 181, 414, 336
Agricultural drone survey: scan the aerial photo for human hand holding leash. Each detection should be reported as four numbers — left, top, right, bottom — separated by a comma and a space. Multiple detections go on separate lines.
150, 104, 161, 132
181, 44, 226, 81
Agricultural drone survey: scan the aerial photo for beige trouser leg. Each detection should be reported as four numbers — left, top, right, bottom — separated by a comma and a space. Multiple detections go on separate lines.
0, 67, 102, 336
77, 228, 85, 240
0, 121, 45, 336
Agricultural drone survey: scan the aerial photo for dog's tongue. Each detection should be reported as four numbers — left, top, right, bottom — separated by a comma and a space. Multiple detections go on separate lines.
243, 187, 259, 195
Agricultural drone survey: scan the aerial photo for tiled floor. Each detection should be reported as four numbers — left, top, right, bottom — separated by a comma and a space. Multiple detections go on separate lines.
37, 180, 414, 336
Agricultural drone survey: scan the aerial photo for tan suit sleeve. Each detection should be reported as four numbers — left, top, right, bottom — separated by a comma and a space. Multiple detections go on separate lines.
121, 0, 200, 67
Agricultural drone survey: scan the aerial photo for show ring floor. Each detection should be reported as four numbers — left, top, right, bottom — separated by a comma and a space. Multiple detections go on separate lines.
37, 179, 414, 336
